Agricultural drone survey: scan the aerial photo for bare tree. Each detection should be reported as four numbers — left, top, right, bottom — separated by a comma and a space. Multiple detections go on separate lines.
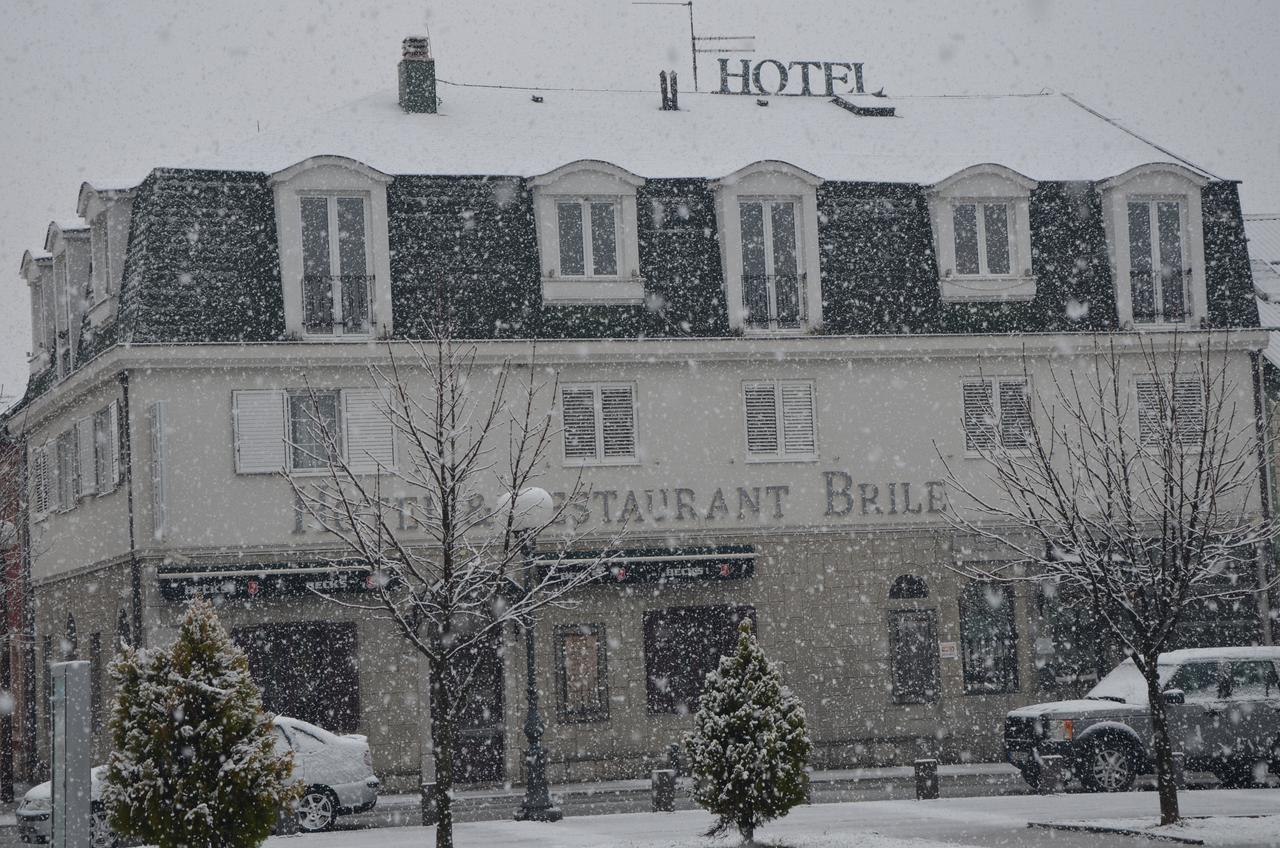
940, 333, 1275, 825
283, 329, 617, 848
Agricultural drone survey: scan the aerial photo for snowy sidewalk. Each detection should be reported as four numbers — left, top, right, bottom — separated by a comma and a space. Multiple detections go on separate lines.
271, 788, 1280, 848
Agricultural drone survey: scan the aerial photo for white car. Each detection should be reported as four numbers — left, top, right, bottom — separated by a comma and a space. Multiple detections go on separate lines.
17, 715, 379, 843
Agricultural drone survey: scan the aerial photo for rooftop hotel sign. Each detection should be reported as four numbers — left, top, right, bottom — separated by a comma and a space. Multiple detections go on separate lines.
716, 58, 866, 96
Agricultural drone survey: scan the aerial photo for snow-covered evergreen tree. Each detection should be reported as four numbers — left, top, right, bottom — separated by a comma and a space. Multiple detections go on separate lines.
103, 598, 298, 848
683, 619, 811, 844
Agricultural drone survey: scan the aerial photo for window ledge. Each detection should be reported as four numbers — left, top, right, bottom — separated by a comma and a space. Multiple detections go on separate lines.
940, 275, 1036, 302
564, 457, 641, 468
543, 278, 644, 305
744, 454, 820, 465
742, 327, 811, 337
964, 449, 1033, 460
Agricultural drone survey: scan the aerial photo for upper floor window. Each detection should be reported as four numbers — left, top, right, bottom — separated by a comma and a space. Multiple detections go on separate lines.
76, 182, 136, 326
560, 383, 637, 465
301, 195, 372, 336
269, 157, 394, 339
963, 377, 1031, 453
743, 379, 817, 461
927, 165, 1037, 302
530, 161, 644, 305
1100, 163, 1210, 328
233, 387, 395, 475
1136, 378, 1204, 446
714, 162, 823, 332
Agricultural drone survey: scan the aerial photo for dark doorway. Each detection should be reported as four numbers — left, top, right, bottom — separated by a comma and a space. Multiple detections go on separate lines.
643, 605, 755, 715
439, 629, 505, 783
234, 621, 360, 733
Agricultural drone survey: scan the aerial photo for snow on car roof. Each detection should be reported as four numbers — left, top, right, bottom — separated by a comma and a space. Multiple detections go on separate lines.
1160, 646, 1280, 663
184, 82, 1218, 184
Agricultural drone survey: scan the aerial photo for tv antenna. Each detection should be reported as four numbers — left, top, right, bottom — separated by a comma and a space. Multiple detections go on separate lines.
632, 0, 755, 93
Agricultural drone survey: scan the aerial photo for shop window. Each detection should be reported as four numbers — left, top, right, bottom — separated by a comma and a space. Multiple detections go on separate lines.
959, 582, 1019, 694
889, 575, 928, 600
235, 621, 361, 733
41, 635, 51, 743
1033, 584, 1116, 692
743, 380, 817, 460
555, 624, 609, 722
89, 633, 102, 733
644, 605, 755, 715
889, 610, 940, 704
963, 377, 1031, 453
1136, 378, 1204, 446
560, 383, 637, 465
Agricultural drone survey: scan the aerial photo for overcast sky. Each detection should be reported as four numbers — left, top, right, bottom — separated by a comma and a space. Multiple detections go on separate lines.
2, 0, 1278, 403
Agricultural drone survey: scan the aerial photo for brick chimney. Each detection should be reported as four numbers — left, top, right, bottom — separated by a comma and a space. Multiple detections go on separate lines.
399, 35, 437, 114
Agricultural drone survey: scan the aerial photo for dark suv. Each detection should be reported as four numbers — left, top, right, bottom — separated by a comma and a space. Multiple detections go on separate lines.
1005, 647, 1280, 791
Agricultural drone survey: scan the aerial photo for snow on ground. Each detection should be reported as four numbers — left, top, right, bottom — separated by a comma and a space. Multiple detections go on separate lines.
1053, 815, 1280, 846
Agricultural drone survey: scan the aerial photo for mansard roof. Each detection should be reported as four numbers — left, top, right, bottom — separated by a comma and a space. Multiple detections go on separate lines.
187, 83, 1220, 185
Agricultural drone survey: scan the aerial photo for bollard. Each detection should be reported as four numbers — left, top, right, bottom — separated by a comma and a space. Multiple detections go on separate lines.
1037, 754, 1064, 795
652, 769, 676, 812
420, 781, 439, 826
1172, 752, 1186, 789
914, 758, 939, 800
275, 803, 299, 836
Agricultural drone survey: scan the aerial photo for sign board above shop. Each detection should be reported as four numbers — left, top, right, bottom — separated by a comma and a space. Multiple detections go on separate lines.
544, 545, 756, 586
158, 562, 374, 602
715, 57, 866, 96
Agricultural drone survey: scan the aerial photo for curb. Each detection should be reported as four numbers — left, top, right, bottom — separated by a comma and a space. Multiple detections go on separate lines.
1027, 821, 1204, 844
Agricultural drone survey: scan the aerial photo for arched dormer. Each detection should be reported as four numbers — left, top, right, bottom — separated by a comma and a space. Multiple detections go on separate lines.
76, 181, 137, 326
1099, 162, 1211, 329
269, 155, 394, 339
927, 163, 1038, 302
21, 250, 54, 375
44, 221, 91, 377
712, 160, 824, 333
529, 160, 646, 305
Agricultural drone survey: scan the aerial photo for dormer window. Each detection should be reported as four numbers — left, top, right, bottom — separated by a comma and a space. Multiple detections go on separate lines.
1100, 164, 1209, 329
714, 162, 824, 333
269, 156, 394, 339
301, 194, 372, 335
76, 183, 136, 328
927, 164, 1037, 302
530, 161, 644, 305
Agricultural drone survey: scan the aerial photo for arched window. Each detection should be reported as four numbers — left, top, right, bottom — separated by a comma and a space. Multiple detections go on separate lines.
889, 574, 929, 599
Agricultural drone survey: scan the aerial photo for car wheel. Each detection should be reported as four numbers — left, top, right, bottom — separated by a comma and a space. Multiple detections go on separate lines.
1080, 738, 1137, 792
90, 806, 118, 848
297, 786, 338, 832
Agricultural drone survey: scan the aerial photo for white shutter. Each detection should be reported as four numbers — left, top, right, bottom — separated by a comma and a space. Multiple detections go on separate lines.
149, 402, 167, 541
599, 385, 636, 460
744, 383, 779, 456
998, 379, 1031, 450
963, 379, 996, 452
30, 445, 49, 517
77, 417, 97, 496
1172, 380, 1204, 446
1136, 380, 1161, 445
107, 400, 120, 488
232, 390, 286, 474
343, 388, 396, 474
780, 381, 816, 456
562, 387, 598, 460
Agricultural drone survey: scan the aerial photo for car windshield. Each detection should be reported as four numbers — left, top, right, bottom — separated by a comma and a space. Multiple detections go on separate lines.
1084, 659, 1176, 704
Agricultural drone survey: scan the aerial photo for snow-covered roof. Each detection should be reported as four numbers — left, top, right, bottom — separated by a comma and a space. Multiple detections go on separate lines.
1160, 646, 1280, 663
186, 82, 1219, 184
1246, 215, 1280, 368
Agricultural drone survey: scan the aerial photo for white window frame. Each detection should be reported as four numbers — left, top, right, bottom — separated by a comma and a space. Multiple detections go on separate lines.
1101, 163, 1210, 329
714, 162, 824, 333
559, 383, 639, 467
286, 389, 346, 474
269, 156, 394, 339
742, 379, 818, 462
530, 161, 645, 305
297, 192, 375, 338
927, 164, 1037, 302
962, 376, 1032, 456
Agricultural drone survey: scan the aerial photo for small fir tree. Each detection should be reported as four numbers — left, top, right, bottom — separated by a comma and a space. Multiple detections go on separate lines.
683, 619, 811, 844
103, 599, 298, 848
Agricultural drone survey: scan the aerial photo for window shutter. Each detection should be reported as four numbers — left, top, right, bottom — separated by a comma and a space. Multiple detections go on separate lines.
343, 388, 395, 474
1136, 380, 1161, 444
599, 385, 636, 459
780, 382, 816, 455
108, 400, 121, 489
998, 379, 1031, 450
562, 387, 598, 460
744, 383, 779, 455
77, 417, 96, 496
963, 380, 996, 451
232, 390, 287, 474
48, 438, 63, 513
1172, 380, 1204, 446
31, 445, 49, 517
149, 402, 166, 541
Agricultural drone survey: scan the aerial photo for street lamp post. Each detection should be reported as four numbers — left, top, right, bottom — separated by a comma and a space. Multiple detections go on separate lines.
497, 488, 562, 823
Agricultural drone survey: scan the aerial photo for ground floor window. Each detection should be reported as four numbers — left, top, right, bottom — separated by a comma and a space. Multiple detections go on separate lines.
643, 605, 754, 715
234, 621, 360, 733
555, 623, 609, 722
959, 582, 1019, 694
889, 610, 940, 704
